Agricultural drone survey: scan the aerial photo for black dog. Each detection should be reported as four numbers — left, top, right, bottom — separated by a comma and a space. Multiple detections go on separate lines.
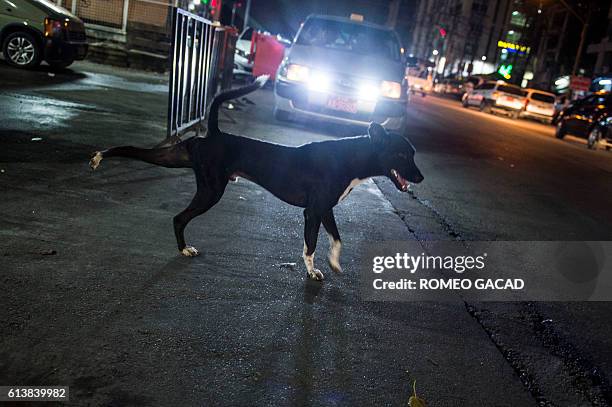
90, 76, 424, 281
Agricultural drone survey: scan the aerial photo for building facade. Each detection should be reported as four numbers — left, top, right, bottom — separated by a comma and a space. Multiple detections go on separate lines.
410, 0, 612, 90
410, 0, 531, 80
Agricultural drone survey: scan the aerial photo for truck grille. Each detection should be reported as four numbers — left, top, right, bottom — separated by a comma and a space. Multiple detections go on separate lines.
293, 100, 372, 122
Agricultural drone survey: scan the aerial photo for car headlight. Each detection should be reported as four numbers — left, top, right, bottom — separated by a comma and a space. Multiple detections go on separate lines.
235, 48, 249, 59
286, 64, 310, 82
380, 81, 402, 99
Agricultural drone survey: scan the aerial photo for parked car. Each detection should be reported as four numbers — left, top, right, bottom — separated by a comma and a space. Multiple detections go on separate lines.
234, 26, 254, 76
520, 89, 556, 123
462, 75, 484, 95
0, 0, 88, 69
555, 91, 612, 149
462, 80, 527, 119
406, 63, 432, 97
274, 14, 408, 134
433, 78, 464, 99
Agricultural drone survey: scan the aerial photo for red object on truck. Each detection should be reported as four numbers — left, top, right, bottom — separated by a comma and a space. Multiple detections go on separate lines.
250, 32, 285, 80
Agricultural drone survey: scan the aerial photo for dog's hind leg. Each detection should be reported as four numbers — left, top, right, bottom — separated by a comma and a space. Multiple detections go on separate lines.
322, 209, 342, 273
90, 143, 192, 170
174, 184, 227, 256
303, 208, 323, 281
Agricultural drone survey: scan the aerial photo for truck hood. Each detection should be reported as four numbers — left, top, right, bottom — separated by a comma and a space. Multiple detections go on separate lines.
287, 44, 404, 82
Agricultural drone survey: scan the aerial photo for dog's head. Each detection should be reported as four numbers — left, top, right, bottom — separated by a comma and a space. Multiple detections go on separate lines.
368, 122, 424, 192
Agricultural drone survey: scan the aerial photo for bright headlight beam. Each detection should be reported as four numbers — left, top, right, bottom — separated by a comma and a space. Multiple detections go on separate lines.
359, 82, 379, 101
308, 71, 331, 92
286, 64, 310, 82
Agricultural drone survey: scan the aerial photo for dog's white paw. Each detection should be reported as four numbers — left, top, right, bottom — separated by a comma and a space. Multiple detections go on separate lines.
307, 268, 324, 281
181, 246, 200, 257
328, 258, 343, 273
90, 152, 103, 170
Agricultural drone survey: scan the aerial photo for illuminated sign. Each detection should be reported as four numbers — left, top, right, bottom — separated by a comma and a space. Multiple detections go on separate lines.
497, 40, 530, 54
498, 64, 513, 80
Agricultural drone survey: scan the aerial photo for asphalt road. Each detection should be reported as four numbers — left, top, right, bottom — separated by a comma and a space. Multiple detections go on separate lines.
1, 61, 611, 406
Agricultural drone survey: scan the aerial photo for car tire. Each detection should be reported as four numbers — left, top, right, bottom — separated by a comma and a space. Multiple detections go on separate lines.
2, 31, 42, 69
479, 100, 491, 113
510, 110, 520, 120
48, 59, 75, 70
274, 107, 291, 122
587, 128, 601, 149
462, 97, 469, 108
555, 120, 567, 139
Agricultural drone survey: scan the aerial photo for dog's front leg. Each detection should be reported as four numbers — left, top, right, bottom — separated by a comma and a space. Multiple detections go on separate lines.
303, 208, 324, 281
322, 209, 342, 273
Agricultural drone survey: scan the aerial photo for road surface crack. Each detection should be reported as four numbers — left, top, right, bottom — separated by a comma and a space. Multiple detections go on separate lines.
374, 182, 612, 406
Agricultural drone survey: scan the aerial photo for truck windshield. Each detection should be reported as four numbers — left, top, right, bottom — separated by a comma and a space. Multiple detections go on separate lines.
296, 19, 401, 61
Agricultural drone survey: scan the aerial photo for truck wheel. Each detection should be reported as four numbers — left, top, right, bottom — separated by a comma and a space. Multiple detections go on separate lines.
3, 31, 42, 68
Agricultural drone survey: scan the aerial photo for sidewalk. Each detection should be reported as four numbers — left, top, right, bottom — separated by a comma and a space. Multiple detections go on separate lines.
0, 62, 535, 405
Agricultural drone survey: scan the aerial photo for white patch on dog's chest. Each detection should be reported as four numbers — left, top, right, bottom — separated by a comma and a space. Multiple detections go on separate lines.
338, 178, 365, 202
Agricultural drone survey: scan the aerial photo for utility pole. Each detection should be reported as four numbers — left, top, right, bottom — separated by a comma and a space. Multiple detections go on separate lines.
559, 0, 590, 76
572, 12, 590, 76
387, 0, 401, 29
243, 0, 251, 31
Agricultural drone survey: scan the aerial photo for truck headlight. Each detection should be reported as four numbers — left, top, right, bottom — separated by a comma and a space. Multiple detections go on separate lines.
359, 82, 380, 101
286, 64, 310, 82
308, 71, 331, 92
380, 81, 402, 99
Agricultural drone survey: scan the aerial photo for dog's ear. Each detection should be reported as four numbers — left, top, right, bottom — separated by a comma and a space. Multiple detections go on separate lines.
368, 122, 388, 145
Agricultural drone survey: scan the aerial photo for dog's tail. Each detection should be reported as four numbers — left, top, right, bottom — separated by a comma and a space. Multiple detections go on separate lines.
89, 142, 192, 171
207, 75, 269, 134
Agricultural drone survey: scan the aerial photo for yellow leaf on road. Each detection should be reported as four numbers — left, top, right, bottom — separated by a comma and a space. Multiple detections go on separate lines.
408, 380, 426, 407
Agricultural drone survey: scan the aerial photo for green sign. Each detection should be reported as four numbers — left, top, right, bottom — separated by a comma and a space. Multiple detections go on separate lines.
498, 64, 513, 80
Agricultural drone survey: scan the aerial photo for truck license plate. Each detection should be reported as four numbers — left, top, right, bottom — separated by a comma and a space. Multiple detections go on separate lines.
327, 96, 358, 113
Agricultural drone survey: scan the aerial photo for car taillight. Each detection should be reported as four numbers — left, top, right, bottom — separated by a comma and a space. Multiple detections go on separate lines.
492, 91, 499, 99
524, 99, 530, 108
44, 18, 64, 38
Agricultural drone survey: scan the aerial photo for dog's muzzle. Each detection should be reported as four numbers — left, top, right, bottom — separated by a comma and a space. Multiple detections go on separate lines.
391, 169, 410, 192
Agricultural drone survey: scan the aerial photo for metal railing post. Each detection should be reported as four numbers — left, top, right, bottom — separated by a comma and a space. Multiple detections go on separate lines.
163, 8, 230, 144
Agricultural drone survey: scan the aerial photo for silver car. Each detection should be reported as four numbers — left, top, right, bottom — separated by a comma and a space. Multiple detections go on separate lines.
274, 14, 408, 134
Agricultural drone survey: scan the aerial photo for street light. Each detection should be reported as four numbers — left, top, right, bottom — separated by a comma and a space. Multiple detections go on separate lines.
481, 56, 487, 61
432, 49, 439, 56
